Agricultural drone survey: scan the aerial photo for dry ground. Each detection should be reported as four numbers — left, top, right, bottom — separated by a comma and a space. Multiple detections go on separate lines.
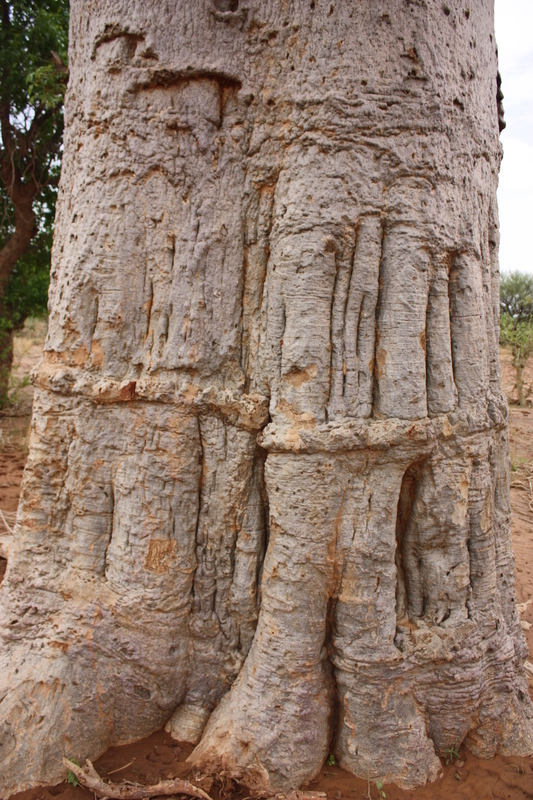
2, 325, 532, 800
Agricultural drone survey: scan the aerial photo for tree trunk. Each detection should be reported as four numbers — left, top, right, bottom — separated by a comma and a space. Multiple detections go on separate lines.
0, 201, 36, 288
1, 1, 532, 795
514, 350, 527, 407
0, 325, 14, 405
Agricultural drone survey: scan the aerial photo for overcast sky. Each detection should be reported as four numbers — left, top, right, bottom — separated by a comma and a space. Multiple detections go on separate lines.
495, 0, 533, 276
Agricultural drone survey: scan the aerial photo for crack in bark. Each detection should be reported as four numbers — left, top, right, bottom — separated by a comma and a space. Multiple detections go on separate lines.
326, 246, 340, 422
371, 221, 386, 418
192, 415, 206, 608
132, 69, 242, 95
342, 228, 359, 403
239, 181, 278, 393
88, 294, 99, 348
144, 280, 153, 344
448, 251, 462, 406
102, 483, 115, 580
395, 459, 426, 626
341, 230, 361, 414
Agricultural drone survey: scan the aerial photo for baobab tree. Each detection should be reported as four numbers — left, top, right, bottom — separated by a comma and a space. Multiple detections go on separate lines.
1, 1, 532, 796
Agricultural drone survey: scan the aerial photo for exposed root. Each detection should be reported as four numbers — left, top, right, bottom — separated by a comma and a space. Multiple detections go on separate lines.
0, 507, 15, 534
266, 794, 327, 800
63, 758, 213, 800
510, 469, 533, 513
63, 759, 326, 800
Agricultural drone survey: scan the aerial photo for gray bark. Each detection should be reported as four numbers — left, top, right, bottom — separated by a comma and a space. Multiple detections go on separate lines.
1, 1, 532, 796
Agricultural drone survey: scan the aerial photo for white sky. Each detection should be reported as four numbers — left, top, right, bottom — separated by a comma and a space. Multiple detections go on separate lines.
495, 0, 533, 276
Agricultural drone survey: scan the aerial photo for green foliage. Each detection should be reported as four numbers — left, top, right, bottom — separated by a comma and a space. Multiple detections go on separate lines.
0, 0, 68, 117
66, 758, 80, 787
500, 272, 533, 323
0, 0, 68, 211
500, 272, 533, 407
8, 234, 50, 313
3, 219, 51, 328
500, 312, 533, 354
375, 779, 386, 799
327, 754, 335, 766
444, 745, 460, 766
0, 1, 68, 404
500, 313, 533, 361
500, 312, 533, 407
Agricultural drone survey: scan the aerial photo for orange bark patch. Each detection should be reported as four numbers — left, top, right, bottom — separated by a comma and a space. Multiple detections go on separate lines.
144, 539, 174, 574
91, 339, 105, 367
41, 346, 89, 367
284, 363, 318, 388
181, 383, 199, 402
375, 347, 387, 380
50, 641, 69, 652
71, 345, 89, 366
120, 381, 137, 401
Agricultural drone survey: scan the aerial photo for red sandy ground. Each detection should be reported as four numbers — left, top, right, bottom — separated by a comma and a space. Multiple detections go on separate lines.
1, 329, 532, 800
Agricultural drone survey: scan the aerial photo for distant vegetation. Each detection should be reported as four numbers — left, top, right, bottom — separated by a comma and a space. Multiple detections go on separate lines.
500, 271, 533, 407
0, 0, 69, 406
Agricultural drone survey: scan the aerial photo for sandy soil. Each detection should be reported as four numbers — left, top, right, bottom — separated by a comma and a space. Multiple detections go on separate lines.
2, 329, 533, 800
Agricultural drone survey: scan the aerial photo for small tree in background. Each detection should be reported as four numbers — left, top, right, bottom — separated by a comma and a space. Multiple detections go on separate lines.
0, 0, 69, 406
500, 272, 533, 407
500, 271, 533, 322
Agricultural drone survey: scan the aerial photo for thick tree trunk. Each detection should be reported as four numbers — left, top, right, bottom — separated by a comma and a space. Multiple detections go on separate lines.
1, 1, 532, 795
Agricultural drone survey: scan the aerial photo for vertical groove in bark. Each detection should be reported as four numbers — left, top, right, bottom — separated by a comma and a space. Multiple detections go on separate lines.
394, 460, 425, 625
341, 229, 358, 402
374, 226, 430, 421
326, 244, 340, 422
371, 222, 387, 418
426, 255, 457, 416
332, 456, 442, 788
488, 198, 503, 393
0, 1, 532, 796
327, 225, 357, 421
449, 253, 489, 412
347, 215, 382, 419
240, 181, 277, 393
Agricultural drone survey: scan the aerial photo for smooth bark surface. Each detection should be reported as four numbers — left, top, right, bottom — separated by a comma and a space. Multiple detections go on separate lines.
1, 1, 532, 796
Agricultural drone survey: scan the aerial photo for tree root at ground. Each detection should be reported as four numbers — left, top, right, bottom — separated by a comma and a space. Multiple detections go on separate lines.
63, 758, 213, 800
63, 758, 327, 800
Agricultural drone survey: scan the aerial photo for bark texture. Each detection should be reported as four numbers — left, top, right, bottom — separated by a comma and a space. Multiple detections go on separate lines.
1, 1, 532, 795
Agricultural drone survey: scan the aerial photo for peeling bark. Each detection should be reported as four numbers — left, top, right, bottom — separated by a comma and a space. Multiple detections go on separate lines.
1, 1, 532, 797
